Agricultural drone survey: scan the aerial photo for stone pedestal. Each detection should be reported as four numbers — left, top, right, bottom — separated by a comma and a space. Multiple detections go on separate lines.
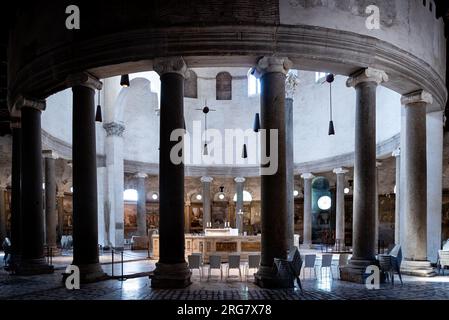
301, 173, 314, 248
151, 57, 191, 288
253, 56, 294, 289
68, 73, 106, 283
340, 68, 388, 283
400, 90, 435, 277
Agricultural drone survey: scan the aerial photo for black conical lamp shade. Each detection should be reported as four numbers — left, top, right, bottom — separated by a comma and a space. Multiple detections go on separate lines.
253, 113, 261, 132
120, 74, 130, 87
95, 105, 102, 122
328, 120, 335, 136
242, 144, 248, 159
203, 143, 208, 156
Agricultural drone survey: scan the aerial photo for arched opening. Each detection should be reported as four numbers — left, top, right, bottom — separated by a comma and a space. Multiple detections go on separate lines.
216, 72, 232, 100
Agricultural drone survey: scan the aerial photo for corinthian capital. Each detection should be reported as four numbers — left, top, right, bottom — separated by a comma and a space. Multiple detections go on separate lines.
103, 122, 126, 137
153, 57, 189, 78
346, 68, 388, 88
401, 90, 433, 106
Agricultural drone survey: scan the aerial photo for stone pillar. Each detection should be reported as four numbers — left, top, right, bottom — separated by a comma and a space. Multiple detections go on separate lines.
340, 68, 388, 283
10, 120, 22, 267
103, 122, 125, 249
254, 56, 294, 288
400, 90, 435, 276
333, 168, 348, 248
392, 148, 401, 245
234, 177, 245, 234
17, 98, 53, 275
427, 111, 444, 264
151, 57, 191, 288
374, 161, 382, 251
301, 173, 314, 248
57, 191, 65, 245
43, 151, 58, 255
67, 73, 106, 282
285, 96, 295, 250
0, 186, 6, 242
184, 201, 191, 233
135, 173, 148, 237
201, 176, 213, 229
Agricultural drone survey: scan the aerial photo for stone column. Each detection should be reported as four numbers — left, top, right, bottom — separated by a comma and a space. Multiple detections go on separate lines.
151, 57, 191, 288
301, 173, 315, 248
427, 111, 444, 264
253, 56, 294, 288
10, 120, 22, 267
374, 161, 382, 251
67, 73, 106, 282
392, 148, 401, 245
57, 191, 65, 244
400, 90, 435, 276
234, 177, 245, 234
0, 186, 6, 242
135, 173, 148, 237
43, 151, 58, 255
340, 68, 388, 283
333, 168, 348, 248
184, 201, 191, 233
17, 98, 53, 275
201, 176, 213, 229
103, 122, 125, 249
285, 94, 296, 250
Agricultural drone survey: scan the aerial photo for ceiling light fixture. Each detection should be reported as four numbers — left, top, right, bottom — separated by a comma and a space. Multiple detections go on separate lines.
324, 74, 335, 136
95, 90, 103, 122
253, 113, 261, 132
120, 74, 130, 88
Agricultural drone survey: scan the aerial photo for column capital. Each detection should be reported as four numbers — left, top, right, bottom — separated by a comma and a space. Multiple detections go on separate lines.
252, 56, 293, 78
66, 72, 103, 91
200, 176, 214, 183
12, 95, 46, 113
234, 177, 246, 183
135, 172, 148, 179
392, 147, 401, 157
333, 167, 349, 175
103, 122, 125, 137
346, 68, 388, 88
401, 90, 433, 106
301, 173, 315, 180
42, 150, 59, 160
153, 57, 189, 78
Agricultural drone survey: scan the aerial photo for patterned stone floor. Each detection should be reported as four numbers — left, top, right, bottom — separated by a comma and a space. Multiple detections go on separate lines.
1, 256, 449, 300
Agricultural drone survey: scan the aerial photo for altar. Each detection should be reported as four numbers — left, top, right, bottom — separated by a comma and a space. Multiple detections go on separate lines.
151, 231, 261, 263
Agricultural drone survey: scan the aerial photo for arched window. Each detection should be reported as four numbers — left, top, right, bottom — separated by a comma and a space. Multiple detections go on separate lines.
123, 189, 138, 202
248, 69, 260, 96
233, 191, 253, 202
184, 70, 198, 98
216, 72, 232, 100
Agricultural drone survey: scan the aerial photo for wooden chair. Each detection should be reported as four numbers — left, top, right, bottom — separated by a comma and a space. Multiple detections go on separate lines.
274, 247, 303, 292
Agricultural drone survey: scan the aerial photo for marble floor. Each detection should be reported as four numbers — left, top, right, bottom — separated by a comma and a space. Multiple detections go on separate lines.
1, 251, 449, 300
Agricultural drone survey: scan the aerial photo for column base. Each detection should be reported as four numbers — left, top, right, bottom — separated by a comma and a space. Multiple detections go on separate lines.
63, 263, 108, 283
150, 262, 192, 289
254, 265, 294, 289
400, 260, 436, 277
15, 258, 54, 276
340, 259, 384, 284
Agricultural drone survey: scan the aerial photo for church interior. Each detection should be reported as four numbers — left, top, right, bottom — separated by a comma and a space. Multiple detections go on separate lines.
1, 0, 449, 304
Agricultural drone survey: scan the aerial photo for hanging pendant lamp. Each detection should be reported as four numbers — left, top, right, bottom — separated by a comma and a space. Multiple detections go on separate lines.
95, 90, 103, 122
242, 144, 248, 159
253, 113, 261, 132
326, 74, 335, 136
120, 74, 130, 87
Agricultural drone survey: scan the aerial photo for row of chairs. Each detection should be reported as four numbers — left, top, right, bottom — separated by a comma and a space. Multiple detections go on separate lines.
300, 253, 350, 279
188, 253, 261, 281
